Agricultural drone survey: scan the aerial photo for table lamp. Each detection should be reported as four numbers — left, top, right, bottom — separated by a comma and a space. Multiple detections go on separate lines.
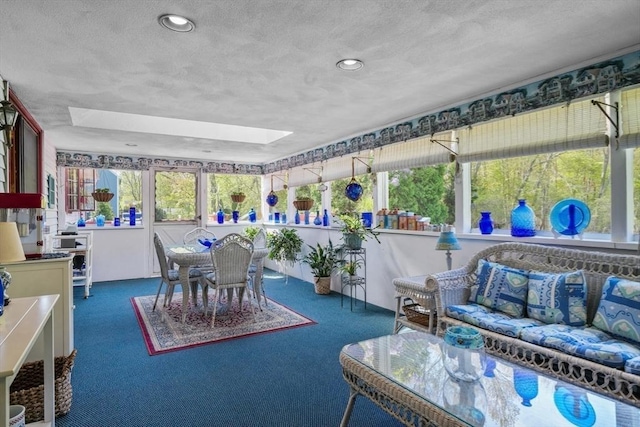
0, 221, 27, 306
435, 226, 461, 270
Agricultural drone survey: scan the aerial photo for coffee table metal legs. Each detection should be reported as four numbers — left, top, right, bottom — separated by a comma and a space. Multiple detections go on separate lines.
340, 388, 359, 427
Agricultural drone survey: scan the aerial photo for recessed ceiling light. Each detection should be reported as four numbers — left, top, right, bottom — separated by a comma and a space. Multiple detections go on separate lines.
158, 14, 195, 32
203, 150, 212, 153
336, 59, 364, 71
125, 143, 138, 147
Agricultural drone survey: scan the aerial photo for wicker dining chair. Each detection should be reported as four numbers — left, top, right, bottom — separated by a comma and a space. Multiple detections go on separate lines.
204, 233, 255, 328
249, 228, 268, 309
153, 232, 206, 311
183, 227, 217, 273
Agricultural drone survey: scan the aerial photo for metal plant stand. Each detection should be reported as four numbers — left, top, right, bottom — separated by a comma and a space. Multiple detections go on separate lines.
340, 247, 366, 311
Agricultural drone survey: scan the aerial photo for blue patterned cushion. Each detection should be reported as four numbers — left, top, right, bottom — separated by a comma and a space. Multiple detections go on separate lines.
470, 260, 529, 318
167, 268, 203, 281
520, 325, 640, 368
447, 304, 543, 338
526, 270, 586, 326
592, 276, 640, 345
625, 356, 640, 375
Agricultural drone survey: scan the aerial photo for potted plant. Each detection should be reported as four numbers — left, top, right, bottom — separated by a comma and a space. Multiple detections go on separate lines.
339, 259, 363, 279
293, 196, 314, 212
302, 239, 339, 294
230, 191, 246, 204
91, 188, 114, 202
267, 228, 304, 282
339, 213, 381, 249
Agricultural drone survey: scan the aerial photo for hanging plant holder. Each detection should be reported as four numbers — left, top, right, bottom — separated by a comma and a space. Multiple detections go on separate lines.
91, 192, 114, 202
230, 193, 246, 204
344, 157, 369, 202
293, 199, 314, 211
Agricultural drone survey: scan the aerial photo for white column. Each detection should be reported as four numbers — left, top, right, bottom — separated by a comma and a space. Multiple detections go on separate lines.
609, 90, 633, 243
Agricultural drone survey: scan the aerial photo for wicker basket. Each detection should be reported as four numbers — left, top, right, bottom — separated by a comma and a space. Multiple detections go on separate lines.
313, 276, 331, 294
91, 192, 114, 202
230, 194, 246, 203
403, 303, 435, 327
293, 199, 314, 211
10, 349, 77, 423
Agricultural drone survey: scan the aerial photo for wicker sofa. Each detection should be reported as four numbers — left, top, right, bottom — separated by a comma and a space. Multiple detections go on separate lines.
426, 242, 640, 405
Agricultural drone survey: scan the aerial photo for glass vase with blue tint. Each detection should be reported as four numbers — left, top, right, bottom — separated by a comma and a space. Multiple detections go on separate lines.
129, 206, 136, 226
313, 211, 322, 226
248, 208, 257, 223
511, 199, 536, 237
294, 210, 300, 224
232, 210, 239, 223
96, 214, 105, 227
77, 214, 85, 227
217, 209, 224, 224
442, 326, 485, 382
513, 368, 538, 407
266, 191, 278, 207
478, 212, 494, 235
274, 212, 280, 224
345, 178, 363, 202
304, 210, 310, 225
322, 209, 329, 226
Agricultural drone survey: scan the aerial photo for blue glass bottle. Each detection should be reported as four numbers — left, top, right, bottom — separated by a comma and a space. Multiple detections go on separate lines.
294, 210, 300, 224
304, 210, 310, 225
0, 276, 4, 317
217, 209, 224, 224
249, 208, 257, 223
129, 206, 136, 226
322, 209, 329, 226
478, 212, 494, 235
511, 199, 536, 237
232, 210, 239, 223
282, 213, 287, 224
313, 210, 322, 226
77, 214, 86, 227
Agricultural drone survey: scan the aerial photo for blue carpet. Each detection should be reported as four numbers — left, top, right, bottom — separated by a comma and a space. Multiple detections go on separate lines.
56, 270, 404, 427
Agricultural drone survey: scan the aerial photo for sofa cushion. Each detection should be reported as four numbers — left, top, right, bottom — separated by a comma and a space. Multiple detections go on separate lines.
470, 260, 529, 318
520, 324, 640, 369
526, 270, 586, 326
447, 304, 543, 338
591, 276, 640, 345
625, 356, 640, 375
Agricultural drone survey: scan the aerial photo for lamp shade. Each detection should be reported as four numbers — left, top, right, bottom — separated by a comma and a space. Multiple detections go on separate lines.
435, 231, 461, 251
0, 222, 26, 263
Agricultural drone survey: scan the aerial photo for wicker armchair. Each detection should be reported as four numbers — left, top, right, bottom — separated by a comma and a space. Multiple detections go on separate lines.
204, 233, 255, 328
428, 242, 640, 404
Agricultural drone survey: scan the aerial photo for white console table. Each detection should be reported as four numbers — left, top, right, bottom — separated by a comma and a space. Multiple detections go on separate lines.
0, 295, 58, 427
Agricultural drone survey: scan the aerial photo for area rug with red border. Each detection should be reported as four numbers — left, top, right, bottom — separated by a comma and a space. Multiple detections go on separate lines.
131, 292, 316, 355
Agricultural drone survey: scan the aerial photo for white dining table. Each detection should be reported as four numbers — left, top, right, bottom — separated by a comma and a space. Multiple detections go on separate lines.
166, 244, 269, 322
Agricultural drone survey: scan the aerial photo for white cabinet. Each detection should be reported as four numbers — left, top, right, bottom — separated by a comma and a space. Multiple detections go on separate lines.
52, 231, 93, 298
4, 257, 74, 359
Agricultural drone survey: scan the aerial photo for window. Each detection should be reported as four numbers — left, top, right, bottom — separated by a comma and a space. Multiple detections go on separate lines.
155, 170, 197, 222
471, 148, 611, 234
331, 174, 373, 215
207, 173, 261, 222
635, 147, 640, 235
388, 164, 453, 224
65, 168, 96, 212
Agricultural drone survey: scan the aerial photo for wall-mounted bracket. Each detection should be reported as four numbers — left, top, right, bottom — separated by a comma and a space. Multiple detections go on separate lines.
303, 166, 323, 183
430, 137, 458, 162
592, 100, 619, 145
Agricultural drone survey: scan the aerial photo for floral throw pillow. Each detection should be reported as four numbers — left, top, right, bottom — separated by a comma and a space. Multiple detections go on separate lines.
470, 259, 529, 318
527, 270, 587, 326
592, 276, 640, 344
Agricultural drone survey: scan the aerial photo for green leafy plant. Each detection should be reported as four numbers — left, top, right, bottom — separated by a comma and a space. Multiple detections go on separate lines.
242, 225, 262, 240
339, 259, 362, 276
339, 213, 381, 244
302, 239, 339, 277
95, 188, 111, 193
266, 228, 303, 266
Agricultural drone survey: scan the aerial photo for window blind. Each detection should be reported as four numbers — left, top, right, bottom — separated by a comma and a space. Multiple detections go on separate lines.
620, 86, 640, 149
457, 96, 608, 163
371, 133, 454, 173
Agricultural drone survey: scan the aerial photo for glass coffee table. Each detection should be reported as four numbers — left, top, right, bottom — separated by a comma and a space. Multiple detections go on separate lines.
339, 331, 639, 426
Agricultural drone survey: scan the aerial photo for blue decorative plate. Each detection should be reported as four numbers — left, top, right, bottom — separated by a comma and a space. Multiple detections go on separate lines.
549, 198, 590, 236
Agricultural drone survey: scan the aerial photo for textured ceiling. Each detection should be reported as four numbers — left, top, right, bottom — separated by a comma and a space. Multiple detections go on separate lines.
1, 0, 639, 165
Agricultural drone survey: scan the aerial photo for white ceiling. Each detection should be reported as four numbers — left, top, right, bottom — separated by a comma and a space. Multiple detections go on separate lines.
1, 0, 639, 165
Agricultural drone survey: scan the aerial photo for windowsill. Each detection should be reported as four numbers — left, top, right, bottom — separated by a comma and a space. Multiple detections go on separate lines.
76, 224, 145, 230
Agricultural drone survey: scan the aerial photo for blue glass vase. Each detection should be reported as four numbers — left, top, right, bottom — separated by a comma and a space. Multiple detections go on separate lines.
478, 212, 494, 235
294, 210, 300, 224
248, 208, 257, 223
511, 199, 536, 237
77, 214, 85, 227
345, 178, 363, 202
322, 209, 329, 226
304, 210, 310, 225
513, 368, 538, 407
313, 211, 322, 226
266, 191, 278, 207
217, 209, 224, 224
129, 206, 136, 226
232, 210, 239, 223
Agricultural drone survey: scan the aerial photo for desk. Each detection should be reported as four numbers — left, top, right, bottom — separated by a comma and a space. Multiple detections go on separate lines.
166, 245, 270, 321
1, 295, 58, 427
339, 331, 639, 427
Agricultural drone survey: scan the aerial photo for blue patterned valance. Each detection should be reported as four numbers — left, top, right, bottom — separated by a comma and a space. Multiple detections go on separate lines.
57, 50, 640, 174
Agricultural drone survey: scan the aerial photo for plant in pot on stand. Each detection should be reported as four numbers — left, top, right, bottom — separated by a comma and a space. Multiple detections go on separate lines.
302, 239, 339, 294
266, 228, 303, 284
339, 213, 381, 249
